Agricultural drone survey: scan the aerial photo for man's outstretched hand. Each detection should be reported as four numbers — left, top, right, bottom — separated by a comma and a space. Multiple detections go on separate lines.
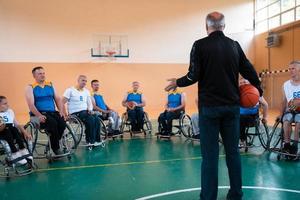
165, 78, 177, 92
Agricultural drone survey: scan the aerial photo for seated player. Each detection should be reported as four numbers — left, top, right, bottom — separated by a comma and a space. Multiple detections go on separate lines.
122, 81, 146, 132
158, 88, 186, 136
25, 66, 66, 155
239, 77, 268, 147
278, 61, 300, 155
0, 96, 32, 165
62, 75, 101, 147
90, 80, 121, 136
191, 98, 200, 139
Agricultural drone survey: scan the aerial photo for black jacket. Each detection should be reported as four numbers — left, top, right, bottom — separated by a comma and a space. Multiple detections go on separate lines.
177, 31, 262, 107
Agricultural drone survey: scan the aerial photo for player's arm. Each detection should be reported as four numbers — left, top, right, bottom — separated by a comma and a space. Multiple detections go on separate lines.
122, 93, 128, 107
62, 88, 70, 116
52, 85, 66, 119
259, 96, 268, 123
279, 86, 287, 118
13, 118, 32, 140
176, 42, 201, 87
138, 94, 146, 107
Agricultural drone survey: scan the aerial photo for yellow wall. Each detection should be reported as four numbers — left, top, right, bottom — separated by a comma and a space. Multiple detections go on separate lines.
254, 21, 300, 109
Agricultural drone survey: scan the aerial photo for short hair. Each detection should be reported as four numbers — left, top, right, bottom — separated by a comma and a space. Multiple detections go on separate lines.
290, 60, 300, 65
78, 75, 87, 80
91, 80, 99, 85
32, 66, 44, 74
206, 12, 225, 31
0, 96, 6, 103
132, 81, 139, 85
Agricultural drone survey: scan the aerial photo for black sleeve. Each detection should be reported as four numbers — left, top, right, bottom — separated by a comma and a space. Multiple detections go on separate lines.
237, 42, 263, 96
176, 41, 201, 87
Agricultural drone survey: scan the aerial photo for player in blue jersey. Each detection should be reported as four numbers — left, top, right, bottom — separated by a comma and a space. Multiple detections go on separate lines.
239, 77, 268, 148
122, 81, 146, 132
158, 88, 186, 135
25, 66, 66, 155
91, 80, 121, 136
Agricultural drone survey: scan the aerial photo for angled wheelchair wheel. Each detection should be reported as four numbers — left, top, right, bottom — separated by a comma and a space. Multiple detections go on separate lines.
257, 120, 270, 150
180, 114, 192, 138
142, 112, 152, 135
63, 124, 78, 152
67, 115, 84, 146
99, 119, 108, 140
24, 122, 39, 155
120, 113, 128, 134
268, 119, 282, 150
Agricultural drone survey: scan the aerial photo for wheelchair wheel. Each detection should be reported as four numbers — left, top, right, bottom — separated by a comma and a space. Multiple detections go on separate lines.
99, 119, 108, 140
120, 113, 128, 134
63, 124, 78, 152
268, 119, 282, 150
67, 115, 83, 146
257, 121, 269, 149
142, 112, 152, 135
180, 114, 192, 138
24, 122, 38, 154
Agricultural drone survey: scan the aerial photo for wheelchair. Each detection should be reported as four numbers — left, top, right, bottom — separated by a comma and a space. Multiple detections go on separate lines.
239, 114, 269, 152
66, 114, 106, 150
120, 111, 152, 137
24, 116, 78, 162
0, 120, 35, 179
268, 117, 300, 161
157, 111, 192, 139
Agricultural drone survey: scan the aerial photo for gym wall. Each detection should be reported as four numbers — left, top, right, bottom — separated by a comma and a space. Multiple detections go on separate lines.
254, 20, 300, 109
0, 0, 254, 122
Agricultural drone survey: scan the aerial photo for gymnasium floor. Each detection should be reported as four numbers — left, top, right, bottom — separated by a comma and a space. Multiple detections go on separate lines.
1, 121, 300, 200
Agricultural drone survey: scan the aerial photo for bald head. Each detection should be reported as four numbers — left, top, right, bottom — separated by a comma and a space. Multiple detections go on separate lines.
206, 12, 225, 33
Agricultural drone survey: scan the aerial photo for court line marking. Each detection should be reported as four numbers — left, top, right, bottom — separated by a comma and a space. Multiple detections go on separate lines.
35, 153, 252, 173
136, 186, 300, 200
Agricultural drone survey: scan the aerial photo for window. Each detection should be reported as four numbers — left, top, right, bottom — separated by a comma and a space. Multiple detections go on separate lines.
269, 16, 281, 28
296, 7, 300, 19
269, 1, 281, 17
281, 0, 295, 12
256, 20, 269, 33
256, 7, 268, 21
281, 9, 295, 24
255, 0, 300, 33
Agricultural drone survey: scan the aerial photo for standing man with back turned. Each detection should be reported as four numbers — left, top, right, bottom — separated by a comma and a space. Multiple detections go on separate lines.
165, 12, 262, 200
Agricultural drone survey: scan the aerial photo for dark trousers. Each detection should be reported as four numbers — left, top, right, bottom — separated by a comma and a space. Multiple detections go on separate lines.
74, 110, 100, 143
158, 110, 182, 134
127, 107, 144, 131
0, 125, 26, 153
199, 106, 242, 200
40, 111, 66, 151
240, 114, 257, 141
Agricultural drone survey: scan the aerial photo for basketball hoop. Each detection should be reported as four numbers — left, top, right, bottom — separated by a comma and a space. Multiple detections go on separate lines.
106, 50, 116, 58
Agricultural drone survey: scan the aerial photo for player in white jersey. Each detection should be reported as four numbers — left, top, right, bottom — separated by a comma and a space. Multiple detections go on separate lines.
279, 61, 300, 155
0, 96, 32, 165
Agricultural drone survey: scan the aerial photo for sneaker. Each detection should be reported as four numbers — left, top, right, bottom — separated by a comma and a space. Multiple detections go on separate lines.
11, 151, 27, 165
239, 140, 246, 148
19, 148, 33, 161
93, 141, 103, 147
192, 134, 200, 140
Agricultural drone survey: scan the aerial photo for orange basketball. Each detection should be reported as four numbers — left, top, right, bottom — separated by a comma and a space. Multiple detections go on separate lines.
240, 84, 259, 108
127, 101, 136, 109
